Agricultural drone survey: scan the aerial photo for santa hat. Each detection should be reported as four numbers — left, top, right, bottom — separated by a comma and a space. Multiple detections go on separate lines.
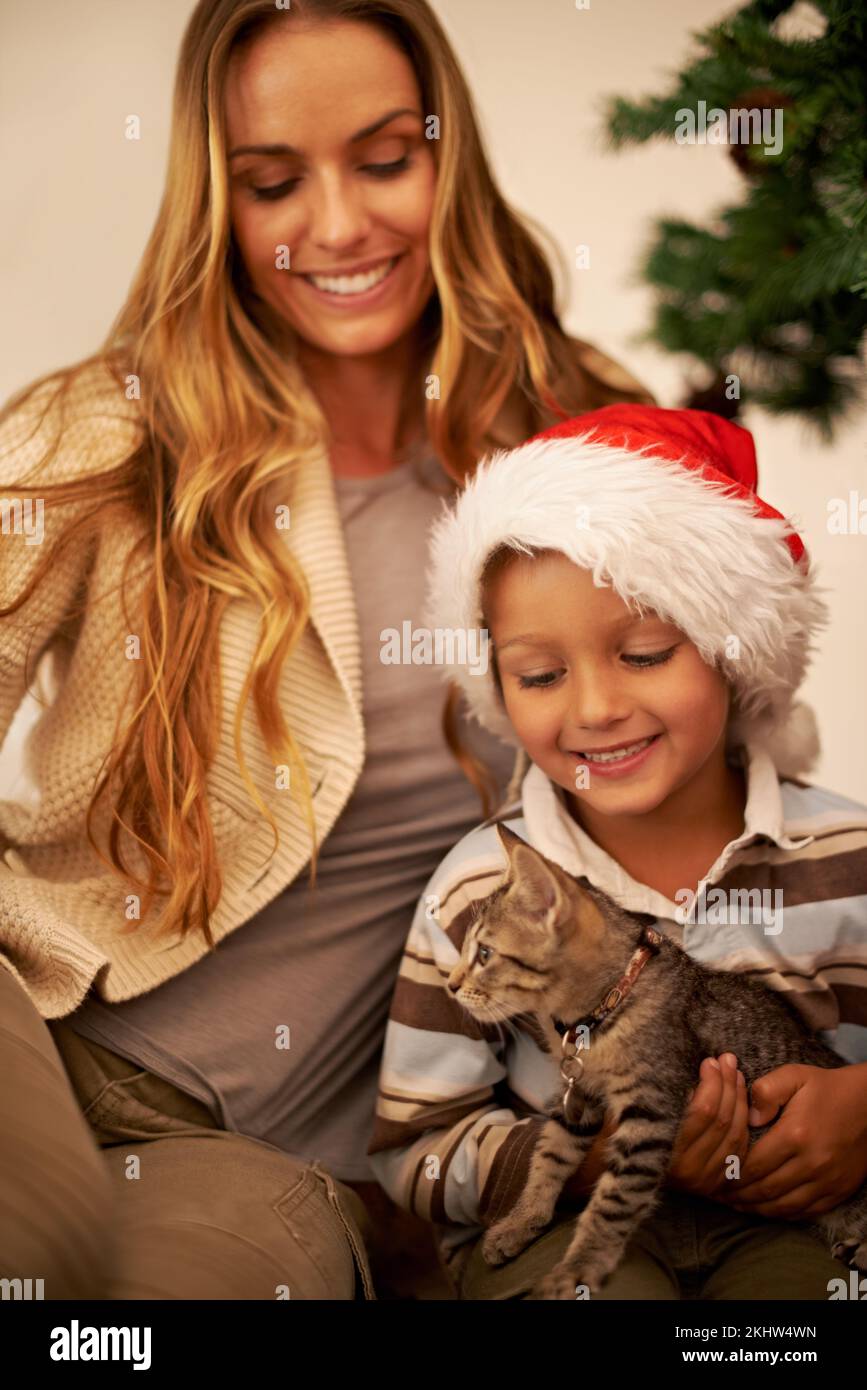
424, 404, 829, 778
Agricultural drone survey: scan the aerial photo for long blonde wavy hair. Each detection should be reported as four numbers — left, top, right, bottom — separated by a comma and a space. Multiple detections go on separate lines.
0, 0, 651, 947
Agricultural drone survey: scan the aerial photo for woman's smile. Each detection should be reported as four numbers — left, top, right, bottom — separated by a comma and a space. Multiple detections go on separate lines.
298, 252, 405, 306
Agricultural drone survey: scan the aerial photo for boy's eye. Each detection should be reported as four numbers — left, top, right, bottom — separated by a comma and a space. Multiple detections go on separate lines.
250, 155, 411, 202
516, 647, 676, 688
622, 647, 677, 668
517, 670, 561, 689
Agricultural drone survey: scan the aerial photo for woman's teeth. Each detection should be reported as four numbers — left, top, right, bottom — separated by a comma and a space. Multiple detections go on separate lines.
305, 257, 396, 295
580, 736, 655, 764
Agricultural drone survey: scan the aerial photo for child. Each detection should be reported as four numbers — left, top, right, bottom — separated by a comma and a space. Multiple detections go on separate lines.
366, 404, 867, 1300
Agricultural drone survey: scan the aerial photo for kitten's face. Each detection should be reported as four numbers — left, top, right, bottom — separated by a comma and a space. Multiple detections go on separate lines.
447, 825, 609, 1025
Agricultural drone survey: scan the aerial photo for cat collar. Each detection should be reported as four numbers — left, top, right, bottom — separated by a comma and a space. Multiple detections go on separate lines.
553, 924, 664, 1101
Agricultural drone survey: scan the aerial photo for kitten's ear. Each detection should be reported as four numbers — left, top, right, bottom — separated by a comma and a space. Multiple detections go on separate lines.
496, 825, 569, 930
496, 824, 527, 861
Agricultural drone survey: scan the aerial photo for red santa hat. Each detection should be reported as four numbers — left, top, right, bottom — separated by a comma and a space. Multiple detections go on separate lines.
424, 404, 829, 777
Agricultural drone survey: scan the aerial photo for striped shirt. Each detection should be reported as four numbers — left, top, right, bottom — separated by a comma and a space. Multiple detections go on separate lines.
366, 740, 867, 1271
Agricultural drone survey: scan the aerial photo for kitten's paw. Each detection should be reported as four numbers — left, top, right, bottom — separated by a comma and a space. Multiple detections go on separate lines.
530, 1266, 588, 1301
482, 1219, 544, 1265
832, 1237, 867, 1271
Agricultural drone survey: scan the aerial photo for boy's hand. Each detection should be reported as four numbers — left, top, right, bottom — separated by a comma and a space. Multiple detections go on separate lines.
559, 1059, 867, 1218
727, 1061, 867, 1219
562, 1054, 748, 1204
667, 1053, 750, 1201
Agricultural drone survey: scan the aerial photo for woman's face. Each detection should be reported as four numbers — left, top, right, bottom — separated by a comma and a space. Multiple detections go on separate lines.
226, 19, 437, 360
484, 551, 733, 822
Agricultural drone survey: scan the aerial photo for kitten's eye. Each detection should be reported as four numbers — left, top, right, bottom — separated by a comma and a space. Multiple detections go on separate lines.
476, 944, 493, 966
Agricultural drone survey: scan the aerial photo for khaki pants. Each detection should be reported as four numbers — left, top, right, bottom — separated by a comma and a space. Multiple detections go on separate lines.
457, 1187, 847, 1300
0, 963, 375, 1300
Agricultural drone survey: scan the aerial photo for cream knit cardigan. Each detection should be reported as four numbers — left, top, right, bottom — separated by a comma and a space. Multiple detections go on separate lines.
0, 362, 378, 1018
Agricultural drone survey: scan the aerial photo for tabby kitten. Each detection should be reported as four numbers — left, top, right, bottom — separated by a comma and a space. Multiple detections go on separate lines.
448, 824, 867, 1300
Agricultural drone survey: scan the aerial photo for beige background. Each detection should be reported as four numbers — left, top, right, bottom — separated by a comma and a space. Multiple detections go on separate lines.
1, 0, 864, 803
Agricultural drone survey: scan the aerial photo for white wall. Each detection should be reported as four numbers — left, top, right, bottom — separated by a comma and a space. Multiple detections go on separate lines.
1, 0, 864, 802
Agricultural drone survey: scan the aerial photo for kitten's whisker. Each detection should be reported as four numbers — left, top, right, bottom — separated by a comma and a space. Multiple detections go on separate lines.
475, 997, 524, 1048
472, 997, 509, 1046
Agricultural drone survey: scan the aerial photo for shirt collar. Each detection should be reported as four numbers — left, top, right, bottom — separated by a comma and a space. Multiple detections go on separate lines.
519, 739, 813, 918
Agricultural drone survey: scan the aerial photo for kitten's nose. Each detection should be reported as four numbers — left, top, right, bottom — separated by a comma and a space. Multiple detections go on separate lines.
447, 979, 459, 993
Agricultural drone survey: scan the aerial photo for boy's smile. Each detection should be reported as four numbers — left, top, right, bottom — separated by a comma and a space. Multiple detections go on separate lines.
566, 731, 663, 778
482, 549, 745, 852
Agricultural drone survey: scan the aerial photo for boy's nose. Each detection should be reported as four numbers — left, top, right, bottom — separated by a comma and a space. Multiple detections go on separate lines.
566, 670, 632, 731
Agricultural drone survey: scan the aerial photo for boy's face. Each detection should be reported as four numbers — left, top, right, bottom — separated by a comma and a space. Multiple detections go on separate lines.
483, 551, 732, 821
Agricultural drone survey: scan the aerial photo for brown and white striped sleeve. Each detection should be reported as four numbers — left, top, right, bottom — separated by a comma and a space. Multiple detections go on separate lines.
367, 852, 551, 1228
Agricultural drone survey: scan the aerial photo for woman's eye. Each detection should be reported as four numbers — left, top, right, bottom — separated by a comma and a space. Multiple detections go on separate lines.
364, 155, 412, 178
622, 647, 677, 668
517, 670, 561, 689
250, 155, 411, 202
251, 178, 300, 202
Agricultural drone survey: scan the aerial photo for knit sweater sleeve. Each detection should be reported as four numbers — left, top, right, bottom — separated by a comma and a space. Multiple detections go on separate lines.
0, 368, 141, 787
366, 856, 551, 1229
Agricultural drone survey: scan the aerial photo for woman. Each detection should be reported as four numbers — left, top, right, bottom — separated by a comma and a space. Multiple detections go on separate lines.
0, 0, 652, 1300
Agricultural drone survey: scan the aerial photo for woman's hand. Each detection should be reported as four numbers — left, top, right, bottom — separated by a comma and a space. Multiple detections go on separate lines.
667, 1052, 750, 1201
726, 1061, 867, 1219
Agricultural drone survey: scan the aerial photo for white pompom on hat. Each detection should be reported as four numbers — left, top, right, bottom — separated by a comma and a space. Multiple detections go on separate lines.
424, 404, 830, 778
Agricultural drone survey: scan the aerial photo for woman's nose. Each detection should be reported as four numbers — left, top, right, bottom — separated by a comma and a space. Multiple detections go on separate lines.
306, 171, 372, 248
